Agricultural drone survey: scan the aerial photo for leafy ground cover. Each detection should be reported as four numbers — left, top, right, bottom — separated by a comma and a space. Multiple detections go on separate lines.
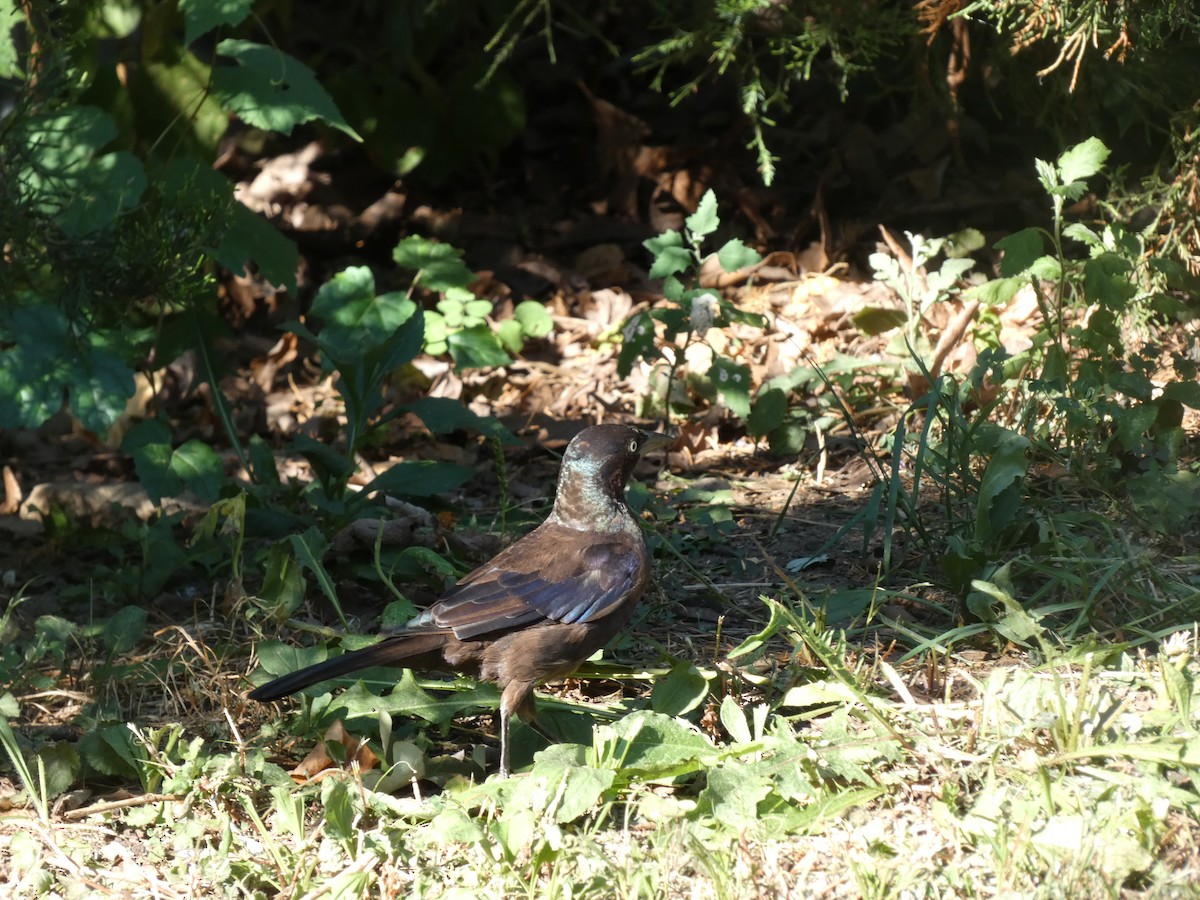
1, 9, 1199, 891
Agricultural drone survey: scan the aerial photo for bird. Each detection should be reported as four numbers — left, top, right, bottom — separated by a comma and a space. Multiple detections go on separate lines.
249, 423, 673, 778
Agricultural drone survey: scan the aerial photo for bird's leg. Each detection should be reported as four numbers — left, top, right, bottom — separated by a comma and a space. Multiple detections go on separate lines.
497, 681, 538, 778
498, 700, 511, 779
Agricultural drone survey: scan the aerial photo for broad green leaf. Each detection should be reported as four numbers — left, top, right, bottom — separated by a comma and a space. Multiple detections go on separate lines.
995, 228, 1044, 277
651, 661, 709, 717
392, 236, 474, 291
32, 743, 79, 801
747, 388, 787, 438
0, 306, 134, 433
496, 319, 522, 354
254, 640, 327, 679
365, 461, 475, 498
259, 542, 305, 621
618, 312, 659, 377
1057, 137, 1110, 185
447, 326, 512, 370
719, 695, 751, 744
79, 725, 141, 780
970, 579, 1042, 643
220, 201, 299, 292
974, 427, 1030, 543
122, 420, 180, 503
170, 440, 224, 501
0, 0, 21, 79
103, 606, 148, 655
599, 710, 712, 776
648, 245, 693, 280
943, 227, 985, 258
1062, 222, 1102, 248
685, 189, 719, 239
1164, 380, 1200, 409
710, 357, 752, 419
213, 40, 361, 140
320, 777, 356, 841
852, 306, 907, 336
180, 0, 254, 45
716, 238, 762, 272
514, 300, 553, 338
0, 693, 18, 717
54, 151, 147, 236
965, 276, 1024, 307
697, 763, 773, 829
400, 397, 518, 444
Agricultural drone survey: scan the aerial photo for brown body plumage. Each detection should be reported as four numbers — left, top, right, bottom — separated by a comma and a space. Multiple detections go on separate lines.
249, 424, 671, 777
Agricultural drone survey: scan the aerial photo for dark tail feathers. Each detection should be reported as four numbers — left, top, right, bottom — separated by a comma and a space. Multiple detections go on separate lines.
248, 630, 448, 701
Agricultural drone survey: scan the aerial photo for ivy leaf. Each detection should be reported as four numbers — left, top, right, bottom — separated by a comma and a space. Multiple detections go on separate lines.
213, 40, 361, 140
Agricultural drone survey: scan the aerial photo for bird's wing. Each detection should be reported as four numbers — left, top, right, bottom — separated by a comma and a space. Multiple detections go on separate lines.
415, 527, 646, 640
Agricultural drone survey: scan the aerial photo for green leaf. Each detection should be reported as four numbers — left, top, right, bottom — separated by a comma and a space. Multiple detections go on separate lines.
697, 763, 773, 829
103, 606, 148, 656
710, 357, 752, 419
974, 427, 1031, 544
0, 692, 18, 717
399, 397, 518, 444
219, 200, 299, 293
259, 542, 305, 621
254, 640, 327, 680
1163, 380, 1200, 409
597, 710, 712, 776
852, 307, 907, 336
0, 306, 134, 434
392, 236, 474, 291
54, 151, 148, 236
122, 420, 180, 503
965, 277, 1025, 307
1057, 137, 1109, 185
34, 743, 81, 801
513, 300, 553, 338
719, 695, 751, 744
366, 461, 475, 498
644, 230, 693, 279
943, 228, 986, 258
170, 440, 224, 501
79, 725, 141, 780
446, 326, 512, 371
651, 661, 709, 717
685, 189, 719, 239
212, 40, 361, 140
0, 0, 21, 79
289, 527, 344, 623
496, 319, 522, 354
617, 312, 658, 378
995, 228, 1045, 277
716, 238, 762, 272
747, 388, 787, 438
180, 0, 254, 45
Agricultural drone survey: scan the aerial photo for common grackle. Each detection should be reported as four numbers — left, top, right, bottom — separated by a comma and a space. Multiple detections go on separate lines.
249, 423, 672, 777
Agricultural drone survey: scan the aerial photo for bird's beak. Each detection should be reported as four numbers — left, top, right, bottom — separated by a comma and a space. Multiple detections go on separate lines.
639, 429, 677, 455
